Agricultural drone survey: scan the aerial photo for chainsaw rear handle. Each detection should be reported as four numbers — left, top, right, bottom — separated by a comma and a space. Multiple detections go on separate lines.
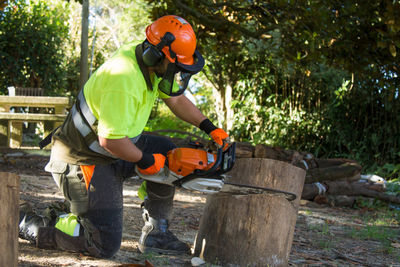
172, 142, 236, 187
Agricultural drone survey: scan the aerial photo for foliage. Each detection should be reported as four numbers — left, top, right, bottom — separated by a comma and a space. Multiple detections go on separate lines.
144, 0, 400, 95
57, 0, 154, 96
230, 62, 348, 154
144, 0, 400, 176
86, 0, 153, 74
0, 0, 70, 95
386, 178, 400, 196
145, 99, 208, 140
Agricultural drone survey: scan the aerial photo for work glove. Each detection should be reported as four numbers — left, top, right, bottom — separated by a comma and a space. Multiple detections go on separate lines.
137, 153, 166, 175
210, 128, 229, 148
199, 118, 230, 149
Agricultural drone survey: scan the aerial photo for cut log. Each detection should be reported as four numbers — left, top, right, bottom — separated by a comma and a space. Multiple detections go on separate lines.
313, 195, 357, 207
305, 162, 362, 183
301, 181, 400, 204
254, 144, 363, 183
327, 181, 400, 204
235, 142, 255, 158
302, 183, 322, 200
254, 144, 302, 162
0, 172, 19, 267
194, 158, 306, 267
313, 158, 360, 168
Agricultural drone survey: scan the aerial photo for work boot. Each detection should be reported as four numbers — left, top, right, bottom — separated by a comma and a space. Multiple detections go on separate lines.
19, 202, 50, 244
138, 209, 190, 255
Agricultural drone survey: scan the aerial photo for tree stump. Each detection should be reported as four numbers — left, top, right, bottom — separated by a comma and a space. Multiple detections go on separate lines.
194, 158, 305, 267
0, 172, 19, 267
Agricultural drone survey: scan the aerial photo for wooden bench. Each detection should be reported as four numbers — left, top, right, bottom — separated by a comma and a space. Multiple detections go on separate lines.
0, 96, 71, 148
7, 86, 44, 96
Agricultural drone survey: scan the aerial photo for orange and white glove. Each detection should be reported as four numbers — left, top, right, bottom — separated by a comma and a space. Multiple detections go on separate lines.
137, 153, 166, 175
199, 119, 230, 149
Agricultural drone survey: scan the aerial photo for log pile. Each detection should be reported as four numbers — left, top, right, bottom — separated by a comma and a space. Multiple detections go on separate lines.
240, 143, 399, 206
146, 131, 399, 207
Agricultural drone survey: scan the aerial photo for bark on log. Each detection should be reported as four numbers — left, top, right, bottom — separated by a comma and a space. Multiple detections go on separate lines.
0, 172, 19, 267
301, 181, 400, 204
313, 158, 360, 169
254, 144, 310, 169
254, 144, 363, 183
313, 195, 357, 207
235, 142, 255, 158
194, 158, 306, 267
305, 162, 362, 183
327, 181, 400, 204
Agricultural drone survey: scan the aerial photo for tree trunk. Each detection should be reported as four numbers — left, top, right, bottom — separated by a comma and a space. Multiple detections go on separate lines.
194, 158, 306, 267
211, 86, 224, 128
80, 0, 89, 90
224, 83, 233, 131
0, 172, 19, 267
211, 82, 233, 131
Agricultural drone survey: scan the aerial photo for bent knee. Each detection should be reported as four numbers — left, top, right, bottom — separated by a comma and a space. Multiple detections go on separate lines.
97, 231, 122, 258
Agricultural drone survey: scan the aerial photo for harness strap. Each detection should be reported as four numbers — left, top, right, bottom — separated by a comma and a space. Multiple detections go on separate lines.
77, 90, 96, 125
40, 88, 142, 158
73, 90, 142, 157
39, 126, 60, 149
71, 91, 117, 159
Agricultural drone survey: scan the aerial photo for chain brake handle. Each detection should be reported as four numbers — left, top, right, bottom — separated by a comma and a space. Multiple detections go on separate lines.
215, 137, 231, 151
172, 142, 236, 187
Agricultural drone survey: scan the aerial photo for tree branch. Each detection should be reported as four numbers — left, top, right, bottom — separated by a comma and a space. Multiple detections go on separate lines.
172, 0, 266, 39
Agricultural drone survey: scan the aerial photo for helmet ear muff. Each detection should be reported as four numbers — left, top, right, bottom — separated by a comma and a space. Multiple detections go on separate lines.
142, 41, 165, 67
142, 32, 176, 67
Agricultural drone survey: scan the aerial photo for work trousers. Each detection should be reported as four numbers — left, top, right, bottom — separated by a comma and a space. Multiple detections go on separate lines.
42, 134, 176, 258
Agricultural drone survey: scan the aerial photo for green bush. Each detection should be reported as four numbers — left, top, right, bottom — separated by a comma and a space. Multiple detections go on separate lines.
0, 0, 70, 95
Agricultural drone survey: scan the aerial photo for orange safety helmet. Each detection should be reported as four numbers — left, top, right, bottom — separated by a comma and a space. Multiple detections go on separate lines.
145, 15, 197, 65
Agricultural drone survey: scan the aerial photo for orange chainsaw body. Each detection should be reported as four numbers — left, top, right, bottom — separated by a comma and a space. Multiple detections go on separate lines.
167, 148, 216, 177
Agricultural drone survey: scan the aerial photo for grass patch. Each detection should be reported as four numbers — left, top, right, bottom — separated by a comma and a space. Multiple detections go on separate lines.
356, 225, 396, 241
308, 223, 335, 250
346, 210, 399, 254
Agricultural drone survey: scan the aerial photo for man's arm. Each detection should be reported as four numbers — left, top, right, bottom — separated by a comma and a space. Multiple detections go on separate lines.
98, 136, 143, 162
164, 94, 230, 148
99, 136, 165, 174
162, 94, 207, 127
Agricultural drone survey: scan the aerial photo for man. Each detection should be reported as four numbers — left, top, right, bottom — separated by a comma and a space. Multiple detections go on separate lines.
19, 15, 229, 257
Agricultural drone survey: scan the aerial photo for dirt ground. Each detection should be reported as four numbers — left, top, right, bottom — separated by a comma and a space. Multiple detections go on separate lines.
1, 148, 399, 267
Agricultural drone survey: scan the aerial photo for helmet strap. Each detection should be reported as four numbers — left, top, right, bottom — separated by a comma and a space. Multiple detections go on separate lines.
157, 32, 176, 60
156, 32, 175, 50
142, 32, 176, 67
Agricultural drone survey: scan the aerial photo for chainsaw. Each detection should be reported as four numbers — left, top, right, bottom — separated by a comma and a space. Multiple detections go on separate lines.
136, 142, 297, 201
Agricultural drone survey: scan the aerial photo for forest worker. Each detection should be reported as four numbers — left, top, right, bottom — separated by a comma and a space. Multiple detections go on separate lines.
18, 15, 229, 257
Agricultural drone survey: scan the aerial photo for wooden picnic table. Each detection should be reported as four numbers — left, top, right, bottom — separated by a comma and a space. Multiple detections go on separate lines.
0, 96, 71, 148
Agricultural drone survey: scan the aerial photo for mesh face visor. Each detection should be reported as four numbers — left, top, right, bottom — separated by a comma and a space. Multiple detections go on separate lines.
158, 49, 205, 97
